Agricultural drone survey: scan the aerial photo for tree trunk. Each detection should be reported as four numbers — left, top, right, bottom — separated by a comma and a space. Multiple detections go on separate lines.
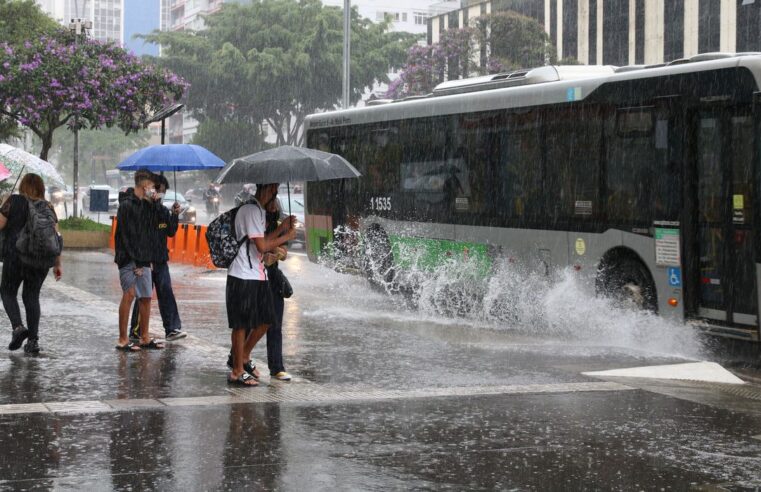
39, 133, 53, 161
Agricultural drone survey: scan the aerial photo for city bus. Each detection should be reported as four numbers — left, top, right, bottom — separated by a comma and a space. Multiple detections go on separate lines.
304, 53, 761, 342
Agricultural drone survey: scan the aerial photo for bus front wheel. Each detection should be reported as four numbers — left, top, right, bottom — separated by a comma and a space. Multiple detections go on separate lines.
597, 257, 657, 313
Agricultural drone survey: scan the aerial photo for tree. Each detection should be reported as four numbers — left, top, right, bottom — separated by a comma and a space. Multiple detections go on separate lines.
387, 28, 476, 99
0, 0, 59, 142
144, 0, 416, 147
389, 10, 557, 99
0, 29, 187, 160
480, 10, 555, 70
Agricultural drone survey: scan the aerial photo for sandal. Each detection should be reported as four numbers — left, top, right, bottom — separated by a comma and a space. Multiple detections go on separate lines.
115, 342, 140, 352
139, 339, 165, 350
226, 355, 260, 379
227, 372, 258, 387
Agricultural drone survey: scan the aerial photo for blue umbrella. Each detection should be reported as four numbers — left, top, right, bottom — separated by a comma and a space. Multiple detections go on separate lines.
117, 144, 226, 192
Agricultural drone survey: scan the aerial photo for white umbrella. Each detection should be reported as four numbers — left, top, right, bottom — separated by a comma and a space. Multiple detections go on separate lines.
0, 143, 66, 187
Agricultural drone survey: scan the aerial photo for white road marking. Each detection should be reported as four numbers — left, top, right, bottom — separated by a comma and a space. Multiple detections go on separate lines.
583, 361, 746, 385
0, 381, 633, 416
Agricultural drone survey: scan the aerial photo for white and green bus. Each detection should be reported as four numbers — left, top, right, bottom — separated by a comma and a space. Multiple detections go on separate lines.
305, 53, 761, 342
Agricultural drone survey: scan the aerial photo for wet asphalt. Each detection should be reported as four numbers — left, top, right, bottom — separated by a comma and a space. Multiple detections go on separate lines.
0, 250, 760, 490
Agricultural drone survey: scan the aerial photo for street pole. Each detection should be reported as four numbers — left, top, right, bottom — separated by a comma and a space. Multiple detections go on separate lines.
69, 19, 89, 218
342, 0, 350, 109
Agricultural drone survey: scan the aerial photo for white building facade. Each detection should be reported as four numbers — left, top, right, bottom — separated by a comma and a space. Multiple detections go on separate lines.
36, 0, 125, 45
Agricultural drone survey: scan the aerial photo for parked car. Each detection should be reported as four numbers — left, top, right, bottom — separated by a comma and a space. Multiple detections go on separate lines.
83, 185, 119, 212
163, 190, 197, 224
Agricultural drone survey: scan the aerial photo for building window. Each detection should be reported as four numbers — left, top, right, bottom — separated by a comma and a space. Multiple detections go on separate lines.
402, 12, 407, 22
699, 0, 721, 53
664, 0, 684, 60
635, 0, 645, 64
414, 12, 428, 25
562, 0, 578, 60
603, 0, 629, 65
737, 0, 761, 51
589, 0, 597, 63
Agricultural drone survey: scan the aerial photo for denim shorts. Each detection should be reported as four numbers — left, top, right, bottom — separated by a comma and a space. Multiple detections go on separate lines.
119, 262, 153, 299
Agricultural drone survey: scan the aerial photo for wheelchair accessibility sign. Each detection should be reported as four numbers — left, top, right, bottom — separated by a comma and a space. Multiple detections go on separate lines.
667, 267, 682, 287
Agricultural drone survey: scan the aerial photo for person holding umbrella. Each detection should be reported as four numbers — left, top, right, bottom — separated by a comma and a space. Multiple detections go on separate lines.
226, 182, 296, 386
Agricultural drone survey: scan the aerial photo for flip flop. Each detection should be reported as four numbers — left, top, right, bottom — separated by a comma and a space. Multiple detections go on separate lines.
226, 356, 260, 379
115, 342, 140, 352
139, 339, 165, 350
228, 372, 258, 387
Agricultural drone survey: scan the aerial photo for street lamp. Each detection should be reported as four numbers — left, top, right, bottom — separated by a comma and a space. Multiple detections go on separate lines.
68, 18, 92, 218
145, 103, 185, 191
343, 0, 350, 109
146, 102, 185, 145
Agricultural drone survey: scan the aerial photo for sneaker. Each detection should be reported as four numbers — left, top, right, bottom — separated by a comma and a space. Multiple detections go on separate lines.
166, 330, 188, 341
23, 339, 40, 354
272, 371, 292, 381
8, 326, 29, 351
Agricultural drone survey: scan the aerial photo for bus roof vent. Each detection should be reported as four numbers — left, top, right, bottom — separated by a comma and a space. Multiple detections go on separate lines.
366, 98, 394, 106
432, 65, 616, 97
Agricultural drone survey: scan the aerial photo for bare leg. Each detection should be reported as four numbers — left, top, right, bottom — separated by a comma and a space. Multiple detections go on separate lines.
244, 324, 269, 361
118, 288, 137, 347
231, 329, 257, 385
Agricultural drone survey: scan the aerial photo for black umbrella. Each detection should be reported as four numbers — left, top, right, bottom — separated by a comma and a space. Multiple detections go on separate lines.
215, 145, 362, 215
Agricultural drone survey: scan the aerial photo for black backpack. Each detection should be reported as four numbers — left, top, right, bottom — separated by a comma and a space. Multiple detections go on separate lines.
206, 200, 260, 269
16, 198, 62, 269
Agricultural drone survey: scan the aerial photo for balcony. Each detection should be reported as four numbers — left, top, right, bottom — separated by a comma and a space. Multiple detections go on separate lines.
170, 0, 185, 11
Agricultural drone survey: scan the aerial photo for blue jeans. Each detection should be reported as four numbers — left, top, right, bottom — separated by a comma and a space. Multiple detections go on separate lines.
266, 284, 285, 375
130, 262, 181, 336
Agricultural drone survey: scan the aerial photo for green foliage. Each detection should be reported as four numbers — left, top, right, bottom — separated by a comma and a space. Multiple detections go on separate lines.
191, 119, 270, 163
145, 0, 416, 146
481, 11, 555, 70
58, 217, 111, 232
391, 10, 555, 98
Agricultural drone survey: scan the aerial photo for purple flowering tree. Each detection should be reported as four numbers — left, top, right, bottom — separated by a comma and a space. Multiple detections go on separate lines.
387, 28, 477, 99
0, 29, 187, 160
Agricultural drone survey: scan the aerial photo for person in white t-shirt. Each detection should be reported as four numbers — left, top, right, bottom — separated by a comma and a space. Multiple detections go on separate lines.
226, 182, 296, 386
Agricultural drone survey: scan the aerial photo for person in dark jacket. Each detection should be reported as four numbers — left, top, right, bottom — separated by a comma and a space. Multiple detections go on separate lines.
129, 174, 186, 341
114, 169, 164, 351
0, 173, 63, 354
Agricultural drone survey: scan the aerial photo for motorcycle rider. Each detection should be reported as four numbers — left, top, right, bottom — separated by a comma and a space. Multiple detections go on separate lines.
204, 183, 221, 217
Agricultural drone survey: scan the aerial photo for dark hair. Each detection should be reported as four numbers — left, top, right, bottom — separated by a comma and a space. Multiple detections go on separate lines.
134, 169, 153, 186
255, 183, 278, 192
19, 173, 45, 200
153, 174, 170, 190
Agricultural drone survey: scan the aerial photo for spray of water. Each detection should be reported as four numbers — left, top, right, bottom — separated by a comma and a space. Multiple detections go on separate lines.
318, 236, 705, 360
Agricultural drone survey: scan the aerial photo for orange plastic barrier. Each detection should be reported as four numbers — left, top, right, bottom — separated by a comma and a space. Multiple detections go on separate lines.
108, 218, 214, 269
169, 224, 187, 263
184, 225, 199, 264
109, 216, 117, 250
194, 225, 214, 269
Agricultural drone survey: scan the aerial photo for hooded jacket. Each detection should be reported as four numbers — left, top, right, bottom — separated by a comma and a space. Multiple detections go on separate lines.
150, 200, 178, 264
114, 188, 154, 268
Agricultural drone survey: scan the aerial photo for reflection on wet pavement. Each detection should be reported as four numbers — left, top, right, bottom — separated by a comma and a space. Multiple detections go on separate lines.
0, 250, 760, 489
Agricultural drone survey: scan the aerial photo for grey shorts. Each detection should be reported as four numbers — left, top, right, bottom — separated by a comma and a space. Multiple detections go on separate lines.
119, 262, 153, 299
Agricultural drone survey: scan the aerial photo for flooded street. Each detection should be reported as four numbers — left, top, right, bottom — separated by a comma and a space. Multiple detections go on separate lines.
1, 250, 760, 489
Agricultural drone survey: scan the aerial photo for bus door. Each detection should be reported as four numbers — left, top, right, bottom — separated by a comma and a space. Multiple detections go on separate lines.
691, 106, 758, 331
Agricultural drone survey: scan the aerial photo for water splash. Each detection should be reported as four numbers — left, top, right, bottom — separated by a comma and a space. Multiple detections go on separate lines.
317, 240, 705, 359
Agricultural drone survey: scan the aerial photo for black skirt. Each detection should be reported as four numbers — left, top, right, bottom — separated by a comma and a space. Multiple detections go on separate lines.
226, 275, 276, 330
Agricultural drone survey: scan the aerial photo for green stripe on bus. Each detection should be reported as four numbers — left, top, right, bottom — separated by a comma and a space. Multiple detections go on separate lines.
388, 235, 492, 276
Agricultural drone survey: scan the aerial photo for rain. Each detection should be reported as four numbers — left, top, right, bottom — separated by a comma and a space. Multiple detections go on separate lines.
1, 0, 761, 490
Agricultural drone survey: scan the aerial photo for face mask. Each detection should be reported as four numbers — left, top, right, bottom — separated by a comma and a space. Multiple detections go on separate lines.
155, 192, 165, 201
144, 187, 155, 199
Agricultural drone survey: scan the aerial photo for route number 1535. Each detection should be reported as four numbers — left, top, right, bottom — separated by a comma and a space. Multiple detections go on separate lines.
370, 196, 391, 211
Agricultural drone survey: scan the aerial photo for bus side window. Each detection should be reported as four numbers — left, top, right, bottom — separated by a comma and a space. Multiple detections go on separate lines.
544, 106, 602, 222
606, 107, 659, 225
497, 111, 542, 224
